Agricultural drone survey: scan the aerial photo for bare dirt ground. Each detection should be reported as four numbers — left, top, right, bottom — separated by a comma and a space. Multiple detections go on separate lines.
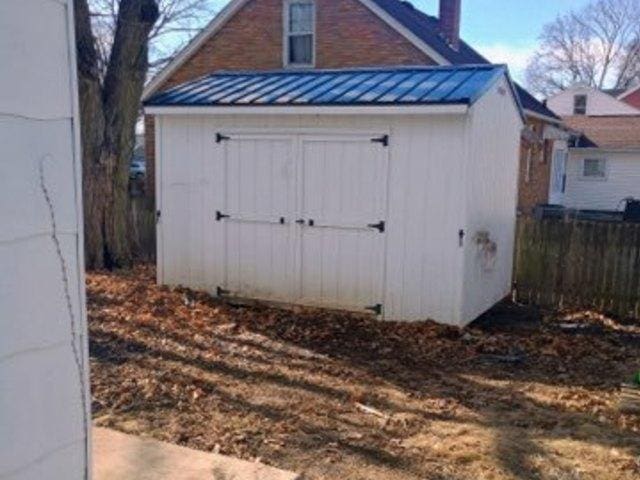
88, 266, 640, 480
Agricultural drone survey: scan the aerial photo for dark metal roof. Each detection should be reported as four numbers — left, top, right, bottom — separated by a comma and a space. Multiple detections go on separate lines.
145, 65, 512, 108
370, 0, 559, 121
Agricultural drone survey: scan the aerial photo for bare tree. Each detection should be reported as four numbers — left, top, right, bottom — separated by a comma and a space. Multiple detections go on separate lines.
526, 0, 640, 97
89, 0, 216, 75
74, 0, 215, 269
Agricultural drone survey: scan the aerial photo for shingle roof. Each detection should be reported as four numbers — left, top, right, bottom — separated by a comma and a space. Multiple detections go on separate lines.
564, 115, 640, 149
370, 0, 559, 121
145, 65, 514, 109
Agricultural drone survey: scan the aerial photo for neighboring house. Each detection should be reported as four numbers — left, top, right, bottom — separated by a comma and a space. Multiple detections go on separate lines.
618, 84, 640, 110
560, 115, 640, 211
547, 84, 640, 117
142, 0, 562, 215
0, 0, 90, 479
143, 1, 526, 325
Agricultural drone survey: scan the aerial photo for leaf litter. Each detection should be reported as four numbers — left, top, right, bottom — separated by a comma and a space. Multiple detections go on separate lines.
88, 266, 640, 480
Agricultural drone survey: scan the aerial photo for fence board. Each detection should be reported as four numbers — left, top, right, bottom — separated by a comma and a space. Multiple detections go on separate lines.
515, 216, 640, 318
131, 196, 156, 262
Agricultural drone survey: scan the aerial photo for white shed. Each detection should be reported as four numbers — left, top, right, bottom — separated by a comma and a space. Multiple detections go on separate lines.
145, 65, 523, 326
0, 0, 90, 479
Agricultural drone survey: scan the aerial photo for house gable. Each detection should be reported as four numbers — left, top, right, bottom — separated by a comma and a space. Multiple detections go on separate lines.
155, 0, 434, 93
547, 86, 640, 117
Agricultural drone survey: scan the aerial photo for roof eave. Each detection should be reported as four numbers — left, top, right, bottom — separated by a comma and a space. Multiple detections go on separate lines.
524, 108, 563, 125
144, 103, 470, 116
570, 146, 640, 153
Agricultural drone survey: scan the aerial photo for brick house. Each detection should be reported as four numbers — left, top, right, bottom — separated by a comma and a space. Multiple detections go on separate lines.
619, 85, 640, 110
143, 0, 562, 212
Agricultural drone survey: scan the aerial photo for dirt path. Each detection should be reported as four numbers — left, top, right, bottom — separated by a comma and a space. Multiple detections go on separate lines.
88, 266, 640, 480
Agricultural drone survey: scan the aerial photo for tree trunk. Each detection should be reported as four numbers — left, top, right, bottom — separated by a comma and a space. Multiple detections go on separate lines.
74, 0, 158, 269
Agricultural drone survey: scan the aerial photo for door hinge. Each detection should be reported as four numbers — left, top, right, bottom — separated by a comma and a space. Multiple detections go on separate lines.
367, 221, 385, 233
365, 304, 383, 316
156, 210, 161, 223
217, 286, 230, 297
216, 210, 230, 221
216, 133, 230, 143
458, 229, 465, 247
371, 134, 389, 147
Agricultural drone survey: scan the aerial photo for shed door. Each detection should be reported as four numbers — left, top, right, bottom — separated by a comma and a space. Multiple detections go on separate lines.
298, 135, 389, 312
221, 135, 297, 301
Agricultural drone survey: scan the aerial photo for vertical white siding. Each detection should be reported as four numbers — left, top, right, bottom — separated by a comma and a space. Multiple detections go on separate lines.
155, 97, 522, 326
547, 86, 640, 116
564, 150, 640, 210
460, 77, 522, 323
0, 1, 89, 479
383, 116, 467, 323
156, 114, 469, 324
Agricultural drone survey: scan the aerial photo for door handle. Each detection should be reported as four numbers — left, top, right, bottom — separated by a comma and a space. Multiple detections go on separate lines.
295, 219, 305, 225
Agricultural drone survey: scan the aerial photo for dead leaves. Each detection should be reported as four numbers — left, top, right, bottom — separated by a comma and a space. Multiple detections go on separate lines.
87, 266, 640, 480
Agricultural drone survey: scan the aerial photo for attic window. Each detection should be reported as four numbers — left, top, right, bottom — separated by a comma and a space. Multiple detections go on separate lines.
284, 0, 315, 67
573, 94, 587, 115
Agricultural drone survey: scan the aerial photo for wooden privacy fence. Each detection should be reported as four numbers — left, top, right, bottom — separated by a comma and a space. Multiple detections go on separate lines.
131, 196, 156, 262
514, 216, 640, 318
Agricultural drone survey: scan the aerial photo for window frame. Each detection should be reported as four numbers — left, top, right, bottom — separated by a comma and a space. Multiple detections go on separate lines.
573, 94, 587, 115
580, 158, 608, 181
283, 0, 316, 68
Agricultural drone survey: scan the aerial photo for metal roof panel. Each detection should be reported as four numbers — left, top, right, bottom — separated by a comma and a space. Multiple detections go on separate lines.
145, 65, 513, 109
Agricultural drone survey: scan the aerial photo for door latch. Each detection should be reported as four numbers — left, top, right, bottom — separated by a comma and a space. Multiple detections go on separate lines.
367, 221, 385, 233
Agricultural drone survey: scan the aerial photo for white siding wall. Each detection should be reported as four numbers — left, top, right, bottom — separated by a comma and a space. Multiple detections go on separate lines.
564, 150, 640, 210
461, 77, 522, 322
156, 114, 469, 324
0, 1, 89, 479
547, 86, 640, 116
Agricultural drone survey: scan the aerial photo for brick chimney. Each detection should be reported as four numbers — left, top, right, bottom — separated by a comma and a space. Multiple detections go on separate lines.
439, 0, 461, 51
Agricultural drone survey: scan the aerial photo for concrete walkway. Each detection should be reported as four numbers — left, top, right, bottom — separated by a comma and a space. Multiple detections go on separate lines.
93, 427, 299, 480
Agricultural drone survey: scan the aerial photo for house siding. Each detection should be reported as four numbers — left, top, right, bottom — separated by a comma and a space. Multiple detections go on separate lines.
564, 150, 640, 211
0, 0, 90, 478
144, 0, 433, 198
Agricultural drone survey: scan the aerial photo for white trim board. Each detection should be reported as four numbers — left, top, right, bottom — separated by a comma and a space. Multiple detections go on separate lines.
144, 104, 469, 116
142, 0, 450, 100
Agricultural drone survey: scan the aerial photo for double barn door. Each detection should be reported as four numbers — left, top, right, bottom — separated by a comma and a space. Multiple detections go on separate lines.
218, 132, 389, 314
